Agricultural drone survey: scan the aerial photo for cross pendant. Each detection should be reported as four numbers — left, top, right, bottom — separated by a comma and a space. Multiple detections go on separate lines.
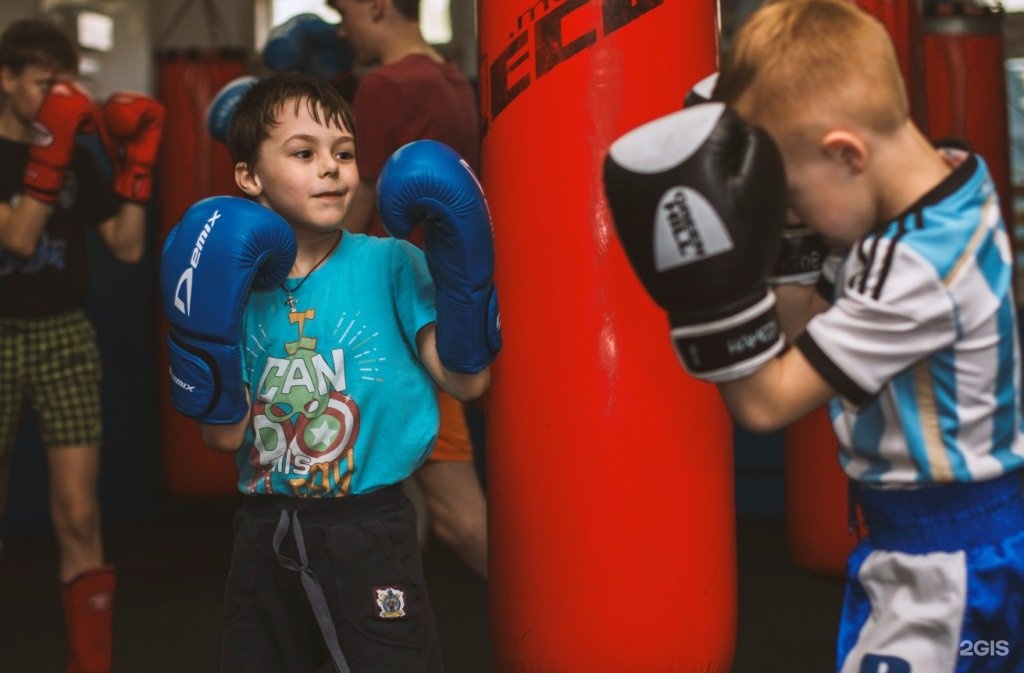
284, 292, 297, 312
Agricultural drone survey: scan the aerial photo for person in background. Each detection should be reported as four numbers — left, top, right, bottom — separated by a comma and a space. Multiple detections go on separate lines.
0, 18, 163, 673
327, 0, 489, 579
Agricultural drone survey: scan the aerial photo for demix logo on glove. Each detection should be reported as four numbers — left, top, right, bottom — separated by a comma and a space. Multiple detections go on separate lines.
173, 208, 222, 316
654, 186, 734, 271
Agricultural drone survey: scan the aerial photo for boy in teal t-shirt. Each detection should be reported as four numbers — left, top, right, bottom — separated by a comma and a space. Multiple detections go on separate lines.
240, 231, 440, 497
161, 73, 499, 673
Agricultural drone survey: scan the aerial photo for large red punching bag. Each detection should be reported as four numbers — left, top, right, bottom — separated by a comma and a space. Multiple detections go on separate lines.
784, 407, 859, 577
922, 5, 1012, 228
155, 49, 247, 497
856, 0, 927, 125
480, 3, 735, 671
859, 2, 1012, 232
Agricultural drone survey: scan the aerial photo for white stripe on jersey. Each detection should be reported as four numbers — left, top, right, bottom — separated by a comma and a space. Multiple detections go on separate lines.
800, 154, 1024, 485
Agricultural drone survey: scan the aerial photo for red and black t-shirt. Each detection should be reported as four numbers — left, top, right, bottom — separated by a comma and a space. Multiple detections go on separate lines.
0, 136, 120, 318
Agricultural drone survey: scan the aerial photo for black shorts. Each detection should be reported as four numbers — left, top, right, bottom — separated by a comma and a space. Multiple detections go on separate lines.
221, 485, 445, 673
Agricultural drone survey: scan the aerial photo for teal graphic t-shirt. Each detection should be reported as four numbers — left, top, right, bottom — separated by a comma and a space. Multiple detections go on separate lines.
237, 232, 439, 497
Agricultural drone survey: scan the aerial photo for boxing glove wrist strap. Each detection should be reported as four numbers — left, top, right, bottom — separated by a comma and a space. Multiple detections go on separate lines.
167, 331, 247, 424
767, 224, 828, 286
435, 282, 502, 374
815, 247, 846, 302
669, 291, 784, 382
23, 162, 65, 203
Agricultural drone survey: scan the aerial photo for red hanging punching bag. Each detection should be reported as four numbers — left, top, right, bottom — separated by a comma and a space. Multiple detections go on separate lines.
155, 49, 247, 497
859, 1, 1012, 232
922, 5, 1012, 228
856, 0, 927, 125
784, 407, 859, 577
480, 3, 735, 671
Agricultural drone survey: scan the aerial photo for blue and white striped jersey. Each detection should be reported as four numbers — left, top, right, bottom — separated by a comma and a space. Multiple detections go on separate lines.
795, 151, 1024, 486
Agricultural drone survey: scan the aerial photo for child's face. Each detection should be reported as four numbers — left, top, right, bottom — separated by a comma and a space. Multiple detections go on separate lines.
244, 99, 358, 234
329, 0, 378, 67
755, 118, 877, 247
0, 64, 71, 131
780, 142, 873, 246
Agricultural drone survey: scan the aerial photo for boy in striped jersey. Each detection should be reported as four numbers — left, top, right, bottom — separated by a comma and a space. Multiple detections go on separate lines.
708, 1, 1024, 671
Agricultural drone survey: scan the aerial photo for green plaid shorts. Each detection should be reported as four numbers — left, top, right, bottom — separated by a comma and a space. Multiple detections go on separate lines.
0, 310, 103, 457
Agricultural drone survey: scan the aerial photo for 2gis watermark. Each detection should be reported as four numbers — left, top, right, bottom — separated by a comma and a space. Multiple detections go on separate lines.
960, 639, 1010, 657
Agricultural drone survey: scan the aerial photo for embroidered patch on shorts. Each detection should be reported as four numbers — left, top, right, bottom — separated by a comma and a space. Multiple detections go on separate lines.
374, 587, 407, 619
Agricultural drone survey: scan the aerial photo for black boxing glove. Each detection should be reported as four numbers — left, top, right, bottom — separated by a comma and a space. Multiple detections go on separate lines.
768, 221, 830, 285
682, 73, 828, 287
683, 71, 718, 108
603, 102, 787, 382
815, 244, 847, 302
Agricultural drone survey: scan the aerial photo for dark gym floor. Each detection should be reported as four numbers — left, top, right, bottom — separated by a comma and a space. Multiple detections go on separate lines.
0, 496, 845, 673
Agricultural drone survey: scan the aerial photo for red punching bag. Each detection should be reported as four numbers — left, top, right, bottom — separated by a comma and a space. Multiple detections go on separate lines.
859, 1, 1012, 231
155, 49, 246, 497
480, 3, 735, 671
784, 407, 859, 577
856, 0, 928, 125
922, 5, 1012, 228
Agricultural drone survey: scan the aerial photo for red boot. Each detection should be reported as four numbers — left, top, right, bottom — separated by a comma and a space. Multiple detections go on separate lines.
61, 566, 116, 673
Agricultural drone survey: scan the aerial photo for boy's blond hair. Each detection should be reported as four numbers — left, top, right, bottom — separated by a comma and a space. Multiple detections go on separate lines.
715, 0, 908, 144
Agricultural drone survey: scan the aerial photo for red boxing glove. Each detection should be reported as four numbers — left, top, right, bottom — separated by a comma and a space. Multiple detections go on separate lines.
100, 91, 165, 202
23, 81, 98, 203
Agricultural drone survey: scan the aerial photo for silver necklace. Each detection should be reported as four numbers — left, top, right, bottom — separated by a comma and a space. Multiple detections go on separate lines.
282, 234, 340, 312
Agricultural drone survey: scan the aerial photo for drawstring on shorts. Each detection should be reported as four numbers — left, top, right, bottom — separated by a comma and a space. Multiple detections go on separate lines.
272, 509, 352, 673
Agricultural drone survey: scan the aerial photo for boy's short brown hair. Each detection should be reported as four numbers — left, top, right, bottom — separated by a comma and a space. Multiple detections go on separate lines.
393, 0, 420, 21
715, 0, 907, 142
228, 73, 357, 172
0, 18, 79, 76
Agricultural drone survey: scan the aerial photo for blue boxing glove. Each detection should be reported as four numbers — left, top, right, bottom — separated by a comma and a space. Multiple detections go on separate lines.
263, 13, 354, 82
160, 196, 296, 423
377, 140, 502, 374
206, 75, 258, 144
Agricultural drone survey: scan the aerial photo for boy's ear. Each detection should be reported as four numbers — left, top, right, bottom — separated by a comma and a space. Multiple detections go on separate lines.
369, 0, 385, 20
0, 66, 15, 95
821, 130, 867, 173
235, 161, 262, 197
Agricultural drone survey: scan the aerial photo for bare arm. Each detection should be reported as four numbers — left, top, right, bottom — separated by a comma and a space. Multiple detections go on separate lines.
198, 393, 251, 453
718, 345, 835, 434
95, 201, 147, 263
416, 323, 491, 402
0, 196, 54, 258
199, 420, 248, 453
341, 179, 378, 234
